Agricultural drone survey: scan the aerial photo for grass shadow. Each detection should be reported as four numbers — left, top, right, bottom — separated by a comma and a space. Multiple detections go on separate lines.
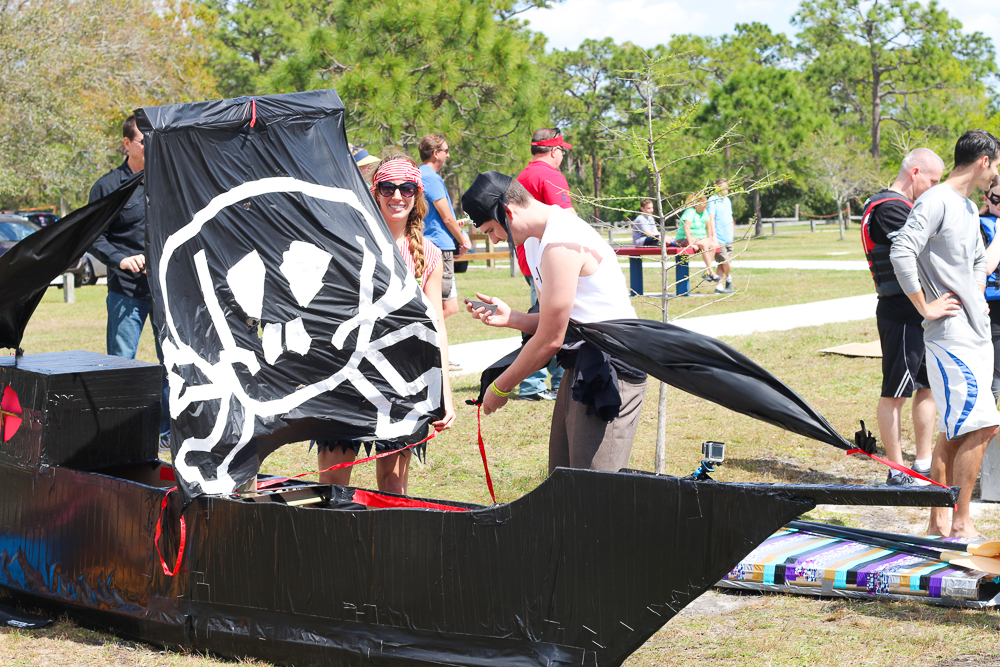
724, 457, 868, 485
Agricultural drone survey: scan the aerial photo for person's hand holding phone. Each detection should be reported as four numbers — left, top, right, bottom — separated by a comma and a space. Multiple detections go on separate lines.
465, 293, 508, 328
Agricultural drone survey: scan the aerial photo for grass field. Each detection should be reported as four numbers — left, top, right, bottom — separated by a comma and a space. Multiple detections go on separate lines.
4, 227, 1000, 666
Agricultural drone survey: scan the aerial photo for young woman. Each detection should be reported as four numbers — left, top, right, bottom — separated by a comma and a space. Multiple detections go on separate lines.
631, 198, 662, 247
675, 193, 720, 281
980, 182, 1000, 399
315, 154, 456, 494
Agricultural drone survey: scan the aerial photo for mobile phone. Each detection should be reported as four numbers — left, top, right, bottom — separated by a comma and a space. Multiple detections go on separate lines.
465, 298, 498, 316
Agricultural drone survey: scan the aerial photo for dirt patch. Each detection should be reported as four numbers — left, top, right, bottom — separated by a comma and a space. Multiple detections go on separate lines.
675, 589, 749, 618
933, 657, 1000, 666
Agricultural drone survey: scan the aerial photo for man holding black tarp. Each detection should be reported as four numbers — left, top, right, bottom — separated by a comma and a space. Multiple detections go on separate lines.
462, 172, 647, 472
88, 114, 170, 448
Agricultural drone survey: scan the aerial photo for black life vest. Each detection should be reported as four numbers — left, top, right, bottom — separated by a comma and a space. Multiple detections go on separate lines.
860, 193, 913, 297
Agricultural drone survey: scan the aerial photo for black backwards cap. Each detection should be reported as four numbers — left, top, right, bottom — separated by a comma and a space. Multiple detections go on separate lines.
462, 171, 513, 234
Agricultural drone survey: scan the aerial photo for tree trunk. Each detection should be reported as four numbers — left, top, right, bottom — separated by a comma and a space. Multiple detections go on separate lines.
870, 56, 881, 160
753, 186, 762, 237
641, 80, 668, 476
838, 206, 845, 241
592, 153, 602, 222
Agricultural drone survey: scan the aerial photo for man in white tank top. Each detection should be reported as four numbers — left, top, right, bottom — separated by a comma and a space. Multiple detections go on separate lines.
461, 172, 647, 473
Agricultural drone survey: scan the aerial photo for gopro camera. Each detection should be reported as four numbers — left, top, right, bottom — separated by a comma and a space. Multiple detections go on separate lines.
701, 441, 725, 463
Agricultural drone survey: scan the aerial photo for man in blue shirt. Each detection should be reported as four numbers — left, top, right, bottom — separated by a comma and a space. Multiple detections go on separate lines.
419, 134, 470, 323
707, 178, 734, 294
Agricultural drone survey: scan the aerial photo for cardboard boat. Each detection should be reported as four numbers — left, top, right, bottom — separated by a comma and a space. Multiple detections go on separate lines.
0, 351, 956, 667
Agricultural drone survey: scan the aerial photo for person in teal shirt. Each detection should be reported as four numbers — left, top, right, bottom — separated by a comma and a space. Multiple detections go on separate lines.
707, 178, 734, 293
676, 194, 719, 282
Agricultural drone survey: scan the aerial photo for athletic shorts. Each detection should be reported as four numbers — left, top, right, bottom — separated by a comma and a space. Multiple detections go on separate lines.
441, 250, 456, 301
877, 315, 929, 398
714, 243, 733, 262
925, 338, 1000, 440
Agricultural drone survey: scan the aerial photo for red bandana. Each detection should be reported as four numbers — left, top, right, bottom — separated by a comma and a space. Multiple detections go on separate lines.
370, 160, 424, 197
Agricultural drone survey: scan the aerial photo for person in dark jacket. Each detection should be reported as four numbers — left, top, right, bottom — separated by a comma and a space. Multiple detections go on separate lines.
88, 114, 170, 445
860, 147, 943, 486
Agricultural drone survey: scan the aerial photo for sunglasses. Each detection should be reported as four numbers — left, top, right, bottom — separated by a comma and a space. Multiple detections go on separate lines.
376, 181, 418, 198
988, 192, 1000, 206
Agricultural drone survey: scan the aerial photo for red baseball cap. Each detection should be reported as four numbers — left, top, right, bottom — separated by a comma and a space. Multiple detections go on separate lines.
531, 134, 572, 150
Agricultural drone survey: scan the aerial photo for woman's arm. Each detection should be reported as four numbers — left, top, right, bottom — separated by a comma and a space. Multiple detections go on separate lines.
422, 260, 455, 430
987, 229, 1000, 276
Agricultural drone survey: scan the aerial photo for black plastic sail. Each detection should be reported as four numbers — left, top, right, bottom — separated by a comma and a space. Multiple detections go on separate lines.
137, 91, 444, 499
0, 174, 142, 352
477, 319, 858, 452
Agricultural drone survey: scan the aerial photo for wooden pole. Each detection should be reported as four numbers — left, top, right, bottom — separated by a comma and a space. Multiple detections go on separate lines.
62, 273, 74, 303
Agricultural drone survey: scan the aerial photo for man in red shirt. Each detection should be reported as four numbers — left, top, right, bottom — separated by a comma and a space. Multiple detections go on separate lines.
513, 128, 574, 400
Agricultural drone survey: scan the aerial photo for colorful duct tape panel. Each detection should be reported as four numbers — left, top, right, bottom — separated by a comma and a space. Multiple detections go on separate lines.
719, 528, 1000, 606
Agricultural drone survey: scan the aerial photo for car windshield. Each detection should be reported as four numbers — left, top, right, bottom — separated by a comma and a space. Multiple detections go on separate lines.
0, 221, 39, 242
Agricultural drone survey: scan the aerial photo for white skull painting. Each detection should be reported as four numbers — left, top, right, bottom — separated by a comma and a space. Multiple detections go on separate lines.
157, 177, 442, 496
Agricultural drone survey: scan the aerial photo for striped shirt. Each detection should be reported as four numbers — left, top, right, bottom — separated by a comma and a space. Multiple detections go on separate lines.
396, 236, 442, 287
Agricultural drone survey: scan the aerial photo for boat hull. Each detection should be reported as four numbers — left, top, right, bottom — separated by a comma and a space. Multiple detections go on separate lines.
0, 461, 818, 666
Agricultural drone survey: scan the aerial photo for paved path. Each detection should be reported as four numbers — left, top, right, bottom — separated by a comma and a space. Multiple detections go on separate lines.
621, 259, 869, 271
470, 259, 868, 271
449, 293, 877, 375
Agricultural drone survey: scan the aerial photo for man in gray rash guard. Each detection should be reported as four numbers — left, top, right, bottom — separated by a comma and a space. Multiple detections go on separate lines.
890, 129, 1000, 539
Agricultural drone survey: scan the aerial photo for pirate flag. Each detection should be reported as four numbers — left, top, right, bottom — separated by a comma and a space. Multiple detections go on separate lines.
137, 91, 444, 499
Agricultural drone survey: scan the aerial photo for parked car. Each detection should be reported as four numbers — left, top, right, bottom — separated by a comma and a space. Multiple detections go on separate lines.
0, 214, 40, 258
17, 211, 59, 227
0, 214, 104, 287
76, 252, 107, 286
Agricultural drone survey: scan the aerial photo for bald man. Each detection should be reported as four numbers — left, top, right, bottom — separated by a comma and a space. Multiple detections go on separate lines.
861, 147, 944, 486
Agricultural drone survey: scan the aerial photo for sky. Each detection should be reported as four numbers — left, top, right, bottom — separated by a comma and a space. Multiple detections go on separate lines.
520, 0, 1000, 54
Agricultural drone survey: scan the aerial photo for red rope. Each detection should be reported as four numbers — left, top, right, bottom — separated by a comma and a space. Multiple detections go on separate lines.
154, 487, 187, 577
477, 405, 497, 504
249, 99, 257, 128
846, 448, 951, 491
257, 430, 438, 491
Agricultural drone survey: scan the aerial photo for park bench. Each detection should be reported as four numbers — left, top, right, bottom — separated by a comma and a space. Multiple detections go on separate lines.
613, 245, 699, 297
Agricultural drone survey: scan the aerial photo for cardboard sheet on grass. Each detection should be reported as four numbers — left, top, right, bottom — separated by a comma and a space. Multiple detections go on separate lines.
820, 341, 882, 358
718, 527, 1000, 607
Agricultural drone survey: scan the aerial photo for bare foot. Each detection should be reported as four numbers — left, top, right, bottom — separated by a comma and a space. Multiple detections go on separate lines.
927, 521, 951, 538
949, 521, 981, 540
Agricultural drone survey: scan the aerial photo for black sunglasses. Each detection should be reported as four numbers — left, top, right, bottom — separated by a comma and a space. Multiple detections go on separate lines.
988, 192, 1000, 206
376, 181, 418, 198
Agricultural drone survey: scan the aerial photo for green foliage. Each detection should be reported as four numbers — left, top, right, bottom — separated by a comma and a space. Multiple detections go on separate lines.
206, 0, 548, 191
0, 0, 215, 209
793, 0, 996, 161
698, 65, 824, 223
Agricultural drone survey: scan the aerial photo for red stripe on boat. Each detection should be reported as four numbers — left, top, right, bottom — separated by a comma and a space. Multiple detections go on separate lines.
352, 489, 471, 512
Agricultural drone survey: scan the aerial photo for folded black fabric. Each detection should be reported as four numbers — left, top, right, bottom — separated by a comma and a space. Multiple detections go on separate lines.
570, 343, 621, 422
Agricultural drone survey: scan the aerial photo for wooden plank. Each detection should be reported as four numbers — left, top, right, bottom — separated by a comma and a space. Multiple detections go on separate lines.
462, 252, 510, 262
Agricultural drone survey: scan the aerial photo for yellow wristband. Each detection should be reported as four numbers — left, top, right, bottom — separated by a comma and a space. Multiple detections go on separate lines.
490, 381, 511, 398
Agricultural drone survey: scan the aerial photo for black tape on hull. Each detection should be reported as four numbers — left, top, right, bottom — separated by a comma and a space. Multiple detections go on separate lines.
0, 461, 815, 666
